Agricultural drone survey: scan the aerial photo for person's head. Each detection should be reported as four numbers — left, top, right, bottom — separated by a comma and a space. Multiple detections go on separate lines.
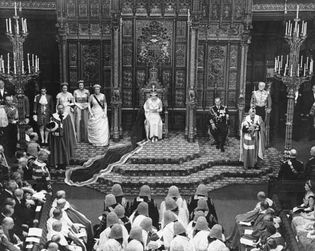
38, 149, 50, 162
258, 81, 266, 91
0, 80, 4, 89
25, 125, 34, 135
310, 146, 315, 157
104, 194, 117, 208
168, 185, 180, 199
305, 180, 313, 192
78, 80, 84, 90
139, 185, 151, 199
1, 217, 14, 230
249, 107, 256, 119
11, 172, 22, 185
290, 149, 297, 159
56, 190, 66, 200
111, 184, 124, 197
5, 180, 18, 192
214, 97, 221, 107
312, 84, 315, 94
257, 191, 266, 202
30, 132, 39, 142
5, 95, 13, 106
52, 208, 63, 220
14, 188, 24, 200
56, 199, 66, 209
260, 200, 270, 211
137, 202, 149, 217
2, 205, 14, 217
52, 221, 62, 232
60, 83, 68, 92
46, 242, 59, 251
57, 104, 64, 114
93, 84, 101, 95
4, 197, 16, 208
39, 87, 47, 96
15, 150, 26, 159
309, 195, 315, 208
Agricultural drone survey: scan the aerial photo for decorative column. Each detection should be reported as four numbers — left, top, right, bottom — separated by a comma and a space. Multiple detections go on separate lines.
186, 3, 201, 142
111, 1, 121, 142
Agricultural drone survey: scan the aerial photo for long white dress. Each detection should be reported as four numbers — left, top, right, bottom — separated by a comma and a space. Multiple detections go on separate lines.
88, 94, 109, 146
144, 97, 163, 139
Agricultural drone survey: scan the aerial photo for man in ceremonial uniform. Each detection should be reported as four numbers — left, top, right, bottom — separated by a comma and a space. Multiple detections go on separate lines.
209, 97, 229, 152
33, 87, 54, 145
305, 146, 315, 179
240, 108, 265, 169
48, 104, 76, 170
250, 81, 271, 121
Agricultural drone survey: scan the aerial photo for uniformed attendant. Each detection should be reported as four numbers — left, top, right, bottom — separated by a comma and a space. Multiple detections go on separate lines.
250, 81, 272, 121
209, 97, 229, 152
305, 146, 315, 179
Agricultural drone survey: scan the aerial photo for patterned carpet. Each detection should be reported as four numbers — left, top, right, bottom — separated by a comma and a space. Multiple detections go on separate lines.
58, 132, 281, 196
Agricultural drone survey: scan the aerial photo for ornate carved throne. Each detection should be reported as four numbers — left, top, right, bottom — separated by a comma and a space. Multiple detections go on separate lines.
140, 67, 168, 138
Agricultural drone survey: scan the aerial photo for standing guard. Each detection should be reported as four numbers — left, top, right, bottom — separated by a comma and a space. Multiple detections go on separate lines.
209, 97, 229, 152
250, 81, 271, 121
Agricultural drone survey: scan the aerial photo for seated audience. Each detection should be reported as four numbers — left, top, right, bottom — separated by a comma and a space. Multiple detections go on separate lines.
190, 216, 210, 251
127, 227, 143, 250
207, 224, 228, 251
278, 149, 304, 180
114, 204, 131, 232
169, 221, 194, 251
129, 202, 149, 228
0, 217, 22, 251
111, 184, 129, 213
139, 217, 160, 250
100, 223, 125, 251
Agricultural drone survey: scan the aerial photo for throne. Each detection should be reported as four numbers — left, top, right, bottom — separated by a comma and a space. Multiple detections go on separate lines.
140, 67, 168, 138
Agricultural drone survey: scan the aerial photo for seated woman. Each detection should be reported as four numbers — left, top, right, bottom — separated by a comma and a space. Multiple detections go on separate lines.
144, 90, 163, 143
292, 195, 315, 234
292, 180, 314, 214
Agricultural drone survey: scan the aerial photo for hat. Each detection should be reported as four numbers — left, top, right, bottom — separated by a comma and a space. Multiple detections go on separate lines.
193, 210, 205, 221
106, 212, 120, 227
111, 184, 124, 197
46, 121, 58, 132
125, 239, 144, 251
139, 185, 151, 197
109, 223, 123, 240
163, 210, 177, 226
310, 146, 315, 157
93, 84, 101, 89
195, 198, 209, 211
209, 224, 223, 240
140, 217, 152, 232
114, 204, 125, 219
60, 82, 68, 87
165, 197, 178, 211
129, 226, 143, 243
195, 184, 208, 197
104, 194, 117, 208
168, 186, 180, 198
137, 202, 149, 217
173, 221, 186, 235
195, 216, 208, 231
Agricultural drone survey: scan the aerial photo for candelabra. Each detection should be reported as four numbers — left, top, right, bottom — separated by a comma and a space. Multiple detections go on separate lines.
0, 2, 40, 93
274, 5, 313, 156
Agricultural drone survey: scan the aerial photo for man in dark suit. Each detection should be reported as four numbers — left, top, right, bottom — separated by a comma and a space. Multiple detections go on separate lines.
305, 146, 315, 179
0, 80, 10, 148
278, 149, 304, 180
0, 180, 18, 207
33, 86, 54, 144
209, 97, 229, 152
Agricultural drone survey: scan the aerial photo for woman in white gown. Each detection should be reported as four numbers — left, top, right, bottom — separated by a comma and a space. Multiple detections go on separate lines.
88, 84, 109, 146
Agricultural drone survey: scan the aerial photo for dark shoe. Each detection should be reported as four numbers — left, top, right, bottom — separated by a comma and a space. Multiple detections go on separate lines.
216, 145, 220, 149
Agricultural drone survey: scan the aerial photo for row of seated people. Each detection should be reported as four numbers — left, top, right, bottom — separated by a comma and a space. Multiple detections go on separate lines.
290, 180, 315, 251
278, 147, 315, 180
227, 192, 285, 251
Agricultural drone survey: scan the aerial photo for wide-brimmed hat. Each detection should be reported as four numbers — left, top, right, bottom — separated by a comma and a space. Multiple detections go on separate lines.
173, 221, 186, 235
137, 202, 149, 217
109, 223, 123, 240
195, 216, 208, 231
209, 224, 223, 241
104, 194, 117, 208
139, 185, 151, 197
195, 184, 208, 197
111, 184, 124, 197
